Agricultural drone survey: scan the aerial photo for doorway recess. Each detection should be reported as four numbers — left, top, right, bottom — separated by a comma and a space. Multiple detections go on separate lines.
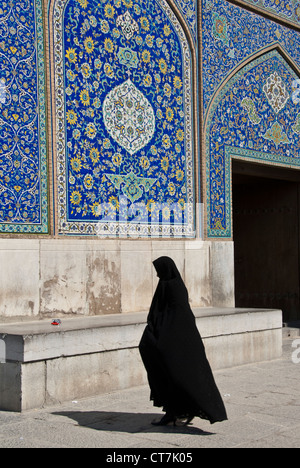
233, 160, 300, 323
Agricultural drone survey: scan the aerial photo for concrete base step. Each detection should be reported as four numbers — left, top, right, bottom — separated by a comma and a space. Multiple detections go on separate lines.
0, 308, 283, 412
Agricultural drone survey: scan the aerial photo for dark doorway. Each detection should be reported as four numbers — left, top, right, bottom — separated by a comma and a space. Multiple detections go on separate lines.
233, 160, 300, 323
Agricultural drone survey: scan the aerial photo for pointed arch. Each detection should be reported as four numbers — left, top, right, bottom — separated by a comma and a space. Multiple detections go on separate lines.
48, 0, 198, 238
204, 42, 300, 132
203, 45, 300, 239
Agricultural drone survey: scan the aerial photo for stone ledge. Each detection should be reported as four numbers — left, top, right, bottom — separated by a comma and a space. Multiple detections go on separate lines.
0, 308, 282, 363
0, 312, 148, 363
0, 308, 283, 412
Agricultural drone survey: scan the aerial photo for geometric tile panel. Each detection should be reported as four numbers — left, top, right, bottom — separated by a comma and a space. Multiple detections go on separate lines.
0, 0, 48, 233
53, 0, 195, 237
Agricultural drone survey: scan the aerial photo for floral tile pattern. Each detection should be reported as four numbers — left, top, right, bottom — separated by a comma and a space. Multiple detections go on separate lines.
0, 0, 48, 233
54, 0, 195, 237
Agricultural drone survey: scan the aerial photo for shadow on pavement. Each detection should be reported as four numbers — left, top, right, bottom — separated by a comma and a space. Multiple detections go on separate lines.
52, 411, 215, 436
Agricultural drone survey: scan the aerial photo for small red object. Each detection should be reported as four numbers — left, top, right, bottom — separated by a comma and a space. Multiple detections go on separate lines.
51, 319, 61, 326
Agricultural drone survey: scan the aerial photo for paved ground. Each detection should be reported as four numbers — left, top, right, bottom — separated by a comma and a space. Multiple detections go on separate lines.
0, 336, 299, 449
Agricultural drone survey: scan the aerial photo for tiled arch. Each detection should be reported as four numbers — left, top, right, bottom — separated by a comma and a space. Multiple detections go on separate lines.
204, 45, 300, 238
50, 0, 198, 238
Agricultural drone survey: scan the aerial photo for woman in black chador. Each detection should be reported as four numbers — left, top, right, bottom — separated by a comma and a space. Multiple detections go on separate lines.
139, 256, 228, 426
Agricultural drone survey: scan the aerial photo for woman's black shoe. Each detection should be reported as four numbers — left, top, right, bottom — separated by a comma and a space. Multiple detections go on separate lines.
151, 413, 176, 426
175, 416, 194, 426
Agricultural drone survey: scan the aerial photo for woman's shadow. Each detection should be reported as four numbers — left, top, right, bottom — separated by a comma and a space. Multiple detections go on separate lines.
52, 411, 215, 436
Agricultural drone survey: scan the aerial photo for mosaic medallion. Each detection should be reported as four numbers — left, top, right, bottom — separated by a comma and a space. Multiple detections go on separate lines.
212, 12, 229, 45
116, 11, 139, 40
106, 171, 156, 203
263, 121, 290, 148
103, 79, 155, 156
263, 71, 289, 114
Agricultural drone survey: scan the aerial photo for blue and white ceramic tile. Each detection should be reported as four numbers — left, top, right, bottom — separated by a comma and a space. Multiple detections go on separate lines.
0, 0, 48, 233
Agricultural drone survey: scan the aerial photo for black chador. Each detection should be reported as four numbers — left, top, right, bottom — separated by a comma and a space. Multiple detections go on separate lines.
139, 256, 228, 426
